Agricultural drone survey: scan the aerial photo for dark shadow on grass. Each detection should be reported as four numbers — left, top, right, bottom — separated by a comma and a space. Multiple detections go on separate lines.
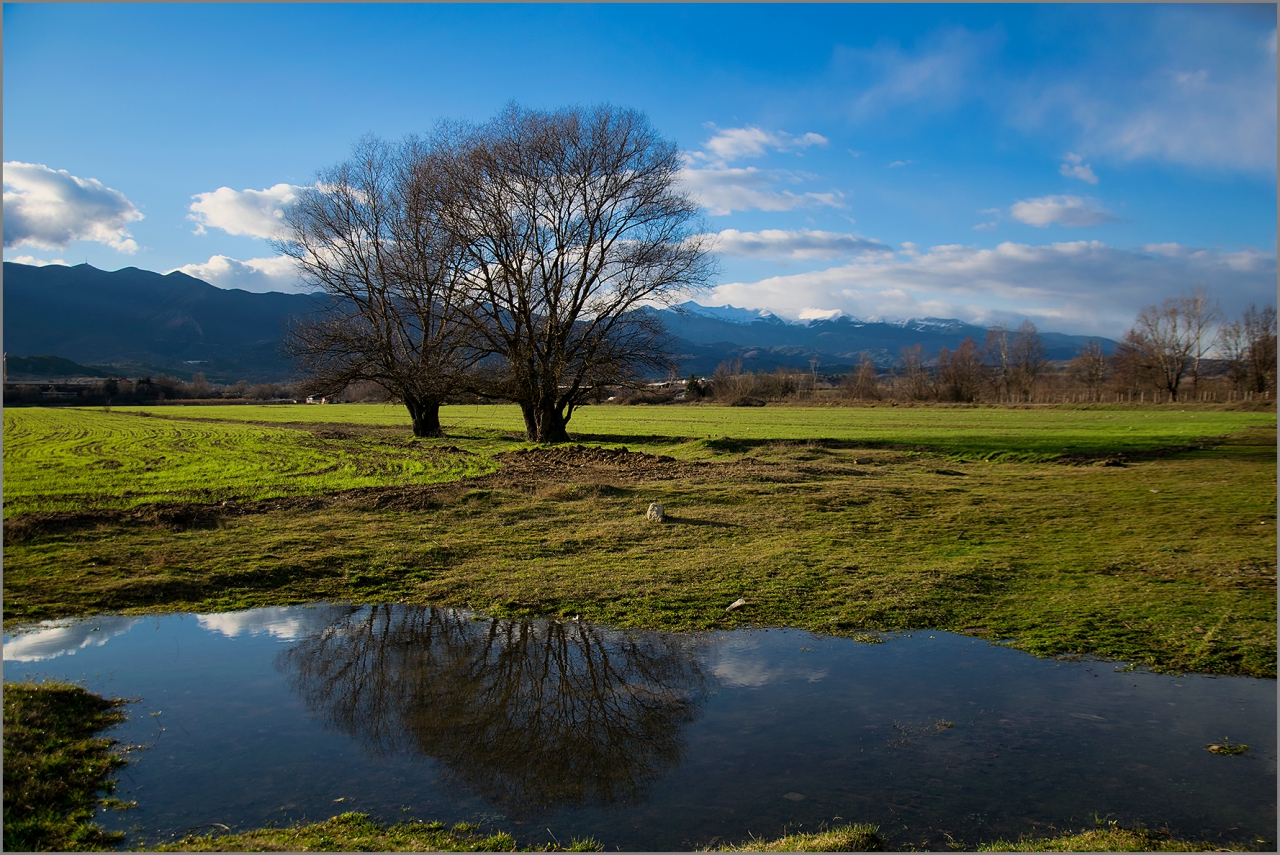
660, 516, 741, 529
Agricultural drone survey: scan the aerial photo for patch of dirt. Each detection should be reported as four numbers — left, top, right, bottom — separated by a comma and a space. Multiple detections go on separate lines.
497, 445, 711, 480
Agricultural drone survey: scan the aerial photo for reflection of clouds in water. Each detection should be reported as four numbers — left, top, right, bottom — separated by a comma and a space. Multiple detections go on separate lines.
3, 616, 141, 662
711, 635, 829, 687
197, 606, 339, 641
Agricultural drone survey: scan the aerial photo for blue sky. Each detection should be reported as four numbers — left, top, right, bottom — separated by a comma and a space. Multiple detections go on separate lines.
3, 3, 1275, 337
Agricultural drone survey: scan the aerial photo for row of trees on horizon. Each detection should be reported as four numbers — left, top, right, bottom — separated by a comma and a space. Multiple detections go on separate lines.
6, 294, 1273, 412
691, 297, 1276, 407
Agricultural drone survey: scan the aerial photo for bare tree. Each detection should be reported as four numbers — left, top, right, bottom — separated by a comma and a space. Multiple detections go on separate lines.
1124, 298, 1196, 402
1009, 321, 1048, 402
1180, 284, 1221, 395
897, 344, 934, 401
434, 104, 714, 442
277, 136, 480, 437
843, 354, 881, 401
984, 324, 1013, 402
1242, 303, 1278, 394
938, 336, 984, 402
1216, 318, 1249, 396
1068, 339, 1109, 402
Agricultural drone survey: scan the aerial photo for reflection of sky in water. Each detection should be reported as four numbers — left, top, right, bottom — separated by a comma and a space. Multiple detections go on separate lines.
1, 605, 1274, 852
196, 606, 321, 641
3, 616, 141, 662
711, 634, 828, 687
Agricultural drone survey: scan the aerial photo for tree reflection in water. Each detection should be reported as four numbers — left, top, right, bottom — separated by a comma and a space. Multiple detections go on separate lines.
277, 605, 710, 815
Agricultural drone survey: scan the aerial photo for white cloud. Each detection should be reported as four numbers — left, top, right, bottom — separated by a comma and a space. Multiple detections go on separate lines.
679, 167, 845, 216
3, 161, 143, 253
690, 125, 828, 167
3, 616, 141, 662
706, 239, 1276, 338
888, 160, 913, 168
712, 229, 891, 260
196, 607, 314, 641
1018, 11, 1278, 173
973, 208, 1001, 231
170, 254, 309, 293
1009, 195, 1115, 227
6, 254, 68, 266
1059, 152, 1099, 184
188, 183, 304, 239
840, 27, 1003, 119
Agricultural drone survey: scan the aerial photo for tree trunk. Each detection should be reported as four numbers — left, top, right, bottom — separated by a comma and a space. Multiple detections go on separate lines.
521, 401, 570, 443
404, 396, 444, 438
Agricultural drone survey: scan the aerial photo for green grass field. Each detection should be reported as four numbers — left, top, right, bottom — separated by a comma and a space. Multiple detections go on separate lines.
3, 402, 1275, 677
110, 401, 1270, 459
2, 408, 497, 518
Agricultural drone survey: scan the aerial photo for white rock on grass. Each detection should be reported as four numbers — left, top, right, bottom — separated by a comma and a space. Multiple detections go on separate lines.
646, 502, 665, 523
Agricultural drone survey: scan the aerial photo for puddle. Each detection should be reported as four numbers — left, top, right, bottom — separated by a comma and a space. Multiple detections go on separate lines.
4, 604, 1275, 850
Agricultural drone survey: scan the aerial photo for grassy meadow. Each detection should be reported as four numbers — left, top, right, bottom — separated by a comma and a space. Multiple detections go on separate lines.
3, 402, 1275, 677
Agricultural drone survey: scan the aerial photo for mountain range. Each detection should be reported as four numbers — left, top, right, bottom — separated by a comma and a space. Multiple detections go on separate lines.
2, 262, 1112, 383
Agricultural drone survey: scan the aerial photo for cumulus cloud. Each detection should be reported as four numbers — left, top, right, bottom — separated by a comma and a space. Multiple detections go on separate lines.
679, 167, 845, 216
1059, 152, 1099, 184
706, 240, 1275, 337
712, 229, 892, 260
3, 616, 141, 662
689, 125, 828, 167
170, 254, 309, 293
188, 183, 304, 239
3, 162, 143, 253
1009, 195, 1115, 227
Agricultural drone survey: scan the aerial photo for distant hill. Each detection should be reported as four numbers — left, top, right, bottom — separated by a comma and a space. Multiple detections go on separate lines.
655, 301, 1114, 376
2, 262, 322, 383
2, 262, 1114, 383
4, 354, 112, 380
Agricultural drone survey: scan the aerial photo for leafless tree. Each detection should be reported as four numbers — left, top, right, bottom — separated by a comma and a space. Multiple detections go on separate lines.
938, 337, 984, 402
1180, 284, 1221, 395
1129, 300, 1189, 401
843, 354, 881, 401
1216, 318, 1250, 395
433, 104, 714, 442
984, 324, 1013, 402
1068, 339, 1109, 402
1242, 303, 1277, 394
1123, 293, 1203, 402
897, 343, 935, 401
1009, 321, 1048, 402
277, 136, 481, 437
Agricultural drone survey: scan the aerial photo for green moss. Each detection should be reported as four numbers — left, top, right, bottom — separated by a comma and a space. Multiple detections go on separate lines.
2, 681, 129, 851
709, 823, 884, 851
978, 822, 1260, 851
151, 811, 599, 852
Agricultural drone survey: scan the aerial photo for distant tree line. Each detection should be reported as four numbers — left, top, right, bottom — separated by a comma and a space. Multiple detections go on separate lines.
824, 292, 1275, 405
659, 291, 1274, 407
2, 372, 306, 407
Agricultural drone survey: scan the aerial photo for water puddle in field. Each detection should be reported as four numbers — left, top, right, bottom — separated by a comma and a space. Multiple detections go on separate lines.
4, 605, 1275, 850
